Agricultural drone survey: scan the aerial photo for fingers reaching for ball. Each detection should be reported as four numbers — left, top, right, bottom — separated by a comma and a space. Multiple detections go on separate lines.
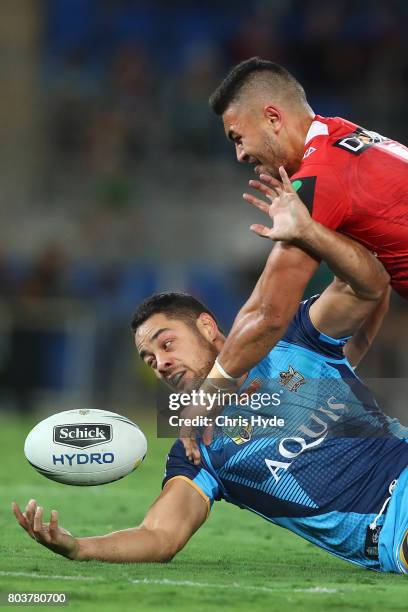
12, 499, 78, 559
13, 500, 56, 543
12, 500, 37, 539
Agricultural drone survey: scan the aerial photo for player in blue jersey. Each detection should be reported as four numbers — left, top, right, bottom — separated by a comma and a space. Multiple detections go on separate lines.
12, 178, 408, 573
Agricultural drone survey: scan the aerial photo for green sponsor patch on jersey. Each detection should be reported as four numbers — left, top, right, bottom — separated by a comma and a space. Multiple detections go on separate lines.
290, 176, 317, 213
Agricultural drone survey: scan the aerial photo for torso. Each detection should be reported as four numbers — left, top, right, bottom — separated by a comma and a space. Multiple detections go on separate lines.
291, 116, 408, 297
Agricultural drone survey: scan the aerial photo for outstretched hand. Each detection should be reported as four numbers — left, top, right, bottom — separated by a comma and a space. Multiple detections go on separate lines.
243, 167, 313, 242
12, 499, 79, 560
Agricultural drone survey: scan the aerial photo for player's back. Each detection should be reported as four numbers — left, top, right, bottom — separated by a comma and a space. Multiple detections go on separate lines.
292, 115, 408, 297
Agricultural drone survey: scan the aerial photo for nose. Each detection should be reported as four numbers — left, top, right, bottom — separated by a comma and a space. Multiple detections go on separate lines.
156, 352, 174, 375
236, 143, 249, 164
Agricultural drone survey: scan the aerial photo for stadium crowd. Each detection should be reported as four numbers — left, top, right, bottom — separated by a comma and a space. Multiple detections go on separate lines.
0, 0, 407, 410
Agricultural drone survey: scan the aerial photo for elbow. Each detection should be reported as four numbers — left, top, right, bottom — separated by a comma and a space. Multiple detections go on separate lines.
370, 288, 389, 303
355, 267, 390, 302
368, 271, 390, 301
157, 544, 184, 563
155, 536, 183, 563
143, 545, 178, 564
377, 265, 391, 294
157, 552, 176, 563
379, 270, 391, 296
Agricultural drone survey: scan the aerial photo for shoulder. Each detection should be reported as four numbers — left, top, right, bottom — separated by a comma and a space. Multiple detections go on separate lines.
295, 118, 355, 184
281, 296, 350, 360
306, 115, 359, 144
300, 115, 360, 169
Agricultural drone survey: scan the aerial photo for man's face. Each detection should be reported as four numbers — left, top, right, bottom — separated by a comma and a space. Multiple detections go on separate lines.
222, 103, 289, 179
135, 313, 218, 392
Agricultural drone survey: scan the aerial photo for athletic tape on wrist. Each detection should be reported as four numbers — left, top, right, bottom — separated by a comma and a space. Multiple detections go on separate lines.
214, 357, 238, 381
199, 359, 239, 393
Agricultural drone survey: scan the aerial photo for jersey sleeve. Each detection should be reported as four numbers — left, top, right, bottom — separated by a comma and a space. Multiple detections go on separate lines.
162, 440, 221, 512
291, 163, 350, 230
282, 295, 351, 359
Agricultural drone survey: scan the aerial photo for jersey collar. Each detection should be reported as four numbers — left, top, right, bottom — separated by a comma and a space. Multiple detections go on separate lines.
304, 118, 329, 146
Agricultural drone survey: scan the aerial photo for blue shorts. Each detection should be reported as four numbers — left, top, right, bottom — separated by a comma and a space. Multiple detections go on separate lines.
379, 466, 408, 573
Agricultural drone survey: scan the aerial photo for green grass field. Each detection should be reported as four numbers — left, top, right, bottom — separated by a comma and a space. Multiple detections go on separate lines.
0, 414, 406, 611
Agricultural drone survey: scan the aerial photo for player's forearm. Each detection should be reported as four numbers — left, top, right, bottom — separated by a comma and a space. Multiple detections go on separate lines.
296, 221, 389, 299
344, 286, 391, 367
75, 526, 175, 563
218, 310, 292, 378
217, 244, 318, 377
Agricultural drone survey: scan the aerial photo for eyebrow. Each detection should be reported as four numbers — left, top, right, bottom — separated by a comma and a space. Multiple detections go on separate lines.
139, 327, 171, 362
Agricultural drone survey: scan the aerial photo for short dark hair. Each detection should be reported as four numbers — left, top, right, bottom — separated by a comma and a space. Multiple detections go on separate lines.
131, 292, 221, 334
209, 56, 306, 116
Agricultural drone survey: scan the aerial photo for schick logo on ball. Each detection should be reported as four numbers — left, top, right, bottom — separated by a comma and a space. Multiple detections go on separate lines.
53, 423, 112, 448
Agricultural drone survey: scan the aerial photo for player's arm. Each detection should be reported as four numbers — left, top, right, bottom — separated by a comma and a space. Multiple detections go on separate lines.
12, 478, 208, 563
211, 164, 349, 379
182, 223, 319, 463
212, 164, 344, 379
216, 243, 319, 377
298, 226, 389, 340
343, 286, 391, 368
245, 167, 390, 340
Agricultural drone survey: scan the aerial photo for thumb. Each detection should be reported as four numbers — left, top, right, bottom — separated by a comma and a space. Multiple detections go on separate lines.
250, 224, 274, 239
181, 437, 193, 461
190, 439, 202, 466
202, 424, 214, 446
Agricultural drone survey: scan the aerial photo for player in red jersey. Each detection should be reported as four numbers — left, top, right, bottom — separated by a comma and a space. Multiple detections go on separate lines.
204, 57, 408, 378
179, 57, 407, 462
259, 114, 408, 298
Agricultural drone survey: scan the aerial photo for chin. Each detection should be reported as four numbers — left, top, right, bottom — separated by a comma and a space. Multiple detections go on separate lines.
255, 164, 279, 179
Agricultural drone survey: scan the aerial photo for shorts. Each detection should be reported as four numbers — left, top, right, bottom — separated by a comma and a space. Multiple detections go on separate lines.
379, 465, 408, 573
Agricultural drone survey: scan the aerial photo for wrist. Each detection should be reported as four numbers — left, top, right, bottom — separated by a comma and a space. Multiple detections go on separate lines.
295, 217, 319, 247
214, 357, 238, 382
73, 538, 87, 561
200, 359, 240, 394
207, 359, 239, 388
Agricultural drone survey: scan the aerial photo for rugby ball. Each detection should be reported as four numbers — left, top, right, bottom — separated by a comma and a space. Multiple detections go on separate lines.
24, 409, 147, 486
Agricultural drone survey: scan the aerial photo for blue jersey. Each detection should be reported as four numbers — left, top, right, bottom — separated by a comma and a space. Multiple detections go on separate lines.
163, 297, 408, 570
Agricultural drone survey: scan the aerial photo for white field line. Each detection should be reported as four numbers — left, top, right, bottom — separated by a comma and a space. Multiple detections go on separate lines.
295, 587, 339, 593
0, 571, 99, 582
0, 572, 344, 594
130, 578, 278, 593
129, 579, 342, 594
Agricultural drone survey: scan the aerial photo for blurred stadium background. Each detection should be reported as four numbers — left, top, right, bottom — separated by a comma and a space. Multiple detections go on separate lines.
0, 0, 407, 417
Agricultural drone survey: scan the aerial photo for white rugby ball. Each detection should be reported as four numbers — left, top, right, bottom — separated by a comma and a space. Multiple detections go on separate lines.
24, 409, 147, 486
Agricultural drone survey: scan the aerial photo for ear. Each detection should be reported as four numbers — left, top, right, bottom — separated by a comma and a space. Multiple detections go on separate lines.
264, 105, 282, 131
196, 313, 219, 343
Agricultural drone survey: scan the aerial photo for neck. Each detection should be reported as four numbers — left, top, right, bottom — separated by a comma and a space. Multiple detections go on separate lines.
287, 110, 315, 174
300, 111, 315, 139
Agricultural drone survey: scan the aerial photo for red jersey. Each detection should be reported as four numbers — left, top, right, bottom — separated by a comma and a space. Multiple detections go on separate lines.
291, 115, 408, 298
